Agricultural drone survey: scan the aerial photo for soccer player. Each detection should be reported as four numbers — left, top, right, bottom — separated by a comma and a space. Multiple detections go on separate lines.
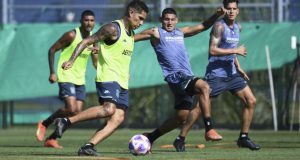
134, 7, 225, 152
35, 10, 97, 148
53, 0, 149, 156
204, 0, 260, 150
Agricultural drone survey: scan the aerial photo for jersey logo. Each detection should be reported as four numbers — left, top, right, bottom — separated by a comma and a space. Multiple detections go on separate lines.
104, 90, 110, 94
122, 50, 132, 56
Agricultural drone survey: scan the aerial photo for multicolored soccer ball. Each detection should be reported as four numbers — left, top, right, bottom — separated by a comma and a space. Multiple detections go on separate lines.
128, 134, 151, 156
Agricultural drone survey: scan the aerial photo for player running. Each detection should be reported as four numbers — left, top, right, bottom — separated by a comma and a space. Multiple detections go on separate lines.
35, 10, 98, 148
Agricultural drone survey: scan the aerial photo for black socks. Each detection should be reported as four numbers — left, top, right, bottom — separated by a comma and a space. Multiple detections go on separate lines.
176, 135, 185, 142
203, 117, 213, 132
239, 132, 249, 140
63, 118, 72, 126
147, 129, 163, 144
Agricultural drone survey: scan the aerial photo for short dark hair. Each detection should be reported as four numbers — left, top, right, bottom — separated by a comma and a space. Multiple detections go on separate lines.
223, 0, 239, 7
161, 8, 177, 18
125, 0, 149, 16
81, 10, 95, 19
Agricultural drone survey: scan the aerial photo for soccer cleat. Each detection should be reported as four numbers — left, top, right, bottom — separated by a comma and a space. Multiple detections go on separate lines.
54, 118, 69, 138
78, 145, 101, 156
173, 138, 186, 152
237, 138, 261, 150
205, 129, 223, 141
44, 138, 63, 149
36, 121, 46, 142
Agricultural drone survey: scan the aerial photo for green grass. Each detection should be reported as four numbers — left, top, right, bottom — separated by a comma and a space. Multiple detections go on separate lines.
0, 126, 300, 160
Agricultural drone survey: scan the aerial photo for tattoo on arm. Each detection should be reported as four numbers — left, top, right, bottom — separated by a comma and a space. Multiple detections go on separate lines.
69, 24, 117, 62
69, 42, 88, 61
96, 24, 118, 42
210, 23, 223, 49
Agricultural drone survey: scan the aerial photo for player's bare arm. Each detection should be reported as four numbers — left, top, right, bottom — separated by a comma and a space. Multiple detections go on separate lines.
48, 31, 75, 83
91, 52, 98, 69
234, 57, 249, 81
181, 7, 226, 37
134, 27, 159, 42
209, 22, 246, 56
62, 23, 118, 70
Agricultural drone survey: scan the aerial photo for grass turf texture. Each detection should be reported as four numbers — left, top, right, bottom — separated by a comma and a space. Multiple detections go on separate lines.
0, 126, 299, 160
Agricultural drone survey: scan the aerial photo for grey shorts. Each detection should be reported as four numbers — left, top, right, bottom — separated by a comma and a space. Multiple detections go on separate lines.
205, 74, 247, 97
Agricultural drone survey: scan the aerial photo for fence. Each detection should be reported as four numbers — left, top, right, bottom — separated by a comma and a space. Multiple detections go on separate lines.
1, 0, 300, 24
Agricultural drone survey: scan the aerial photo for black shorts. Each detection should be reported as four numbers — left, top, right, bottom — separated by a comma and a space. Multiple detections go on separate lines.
165, 72, 200, 110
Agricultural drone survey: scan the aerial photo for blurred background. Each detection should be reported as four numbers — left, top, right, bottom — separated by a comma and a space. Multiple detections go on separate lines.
1, 0, 300, 132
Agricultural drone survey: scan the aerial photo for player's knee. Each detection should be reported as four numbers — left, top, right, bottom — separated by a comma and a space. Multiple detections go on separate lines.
177, 114, 189, 125
200, 82, 210, 94
65, 105, 80, 115
70, 108, 82, 115
193, 106, 201, 115
114, 115, 125, 125
102, 102, 116, 116
247, 97, 257, 108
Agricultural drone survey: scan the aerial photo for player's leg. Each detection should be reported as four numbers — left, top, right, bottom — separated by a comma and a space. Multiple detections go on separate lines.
234, 85, 260, 150
179, 102, 201, 137
145, 76, 194, 152
36, 83, 80, 142
78, 83, 129, 156
78, 107, 125, 156
145, 110, 190, 142
54, 81, 122, 138
194, 78, 222, 141
44, 84, 86, 148
145, 109, 189, 152
173, 104, 201, 152
54, 102, 116, 138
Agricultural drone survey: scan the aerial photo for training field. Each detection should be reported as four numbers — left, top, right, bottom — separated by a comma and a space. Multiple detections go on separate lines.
0, 126, 299, 160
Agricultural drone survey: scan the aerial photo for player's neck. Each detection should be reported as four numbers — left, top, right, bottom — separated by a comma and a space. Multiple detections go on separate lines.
79, 27, 90, 38
224, 18, 235, 28
121, 18, 131, 33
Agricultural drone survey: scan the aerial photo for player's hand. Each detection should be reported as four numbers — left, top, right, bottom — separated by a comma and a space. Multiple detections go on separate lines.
236, 45, 247, 57
216, 7, 226, 16
62, 61, 73, 70
87, 46, 99, 54
49, 73, 57, 83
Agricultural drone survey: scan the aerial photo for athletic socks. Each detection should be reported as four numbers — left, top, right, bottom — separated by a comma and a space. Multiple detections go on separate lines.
176, 135, 185, 142
203, 117, 213, 132
239, 132, 249, 140
42, 117, 55, 128
147, 129, 163, 144
62, 118, 72, 126
48, 132, 58, 140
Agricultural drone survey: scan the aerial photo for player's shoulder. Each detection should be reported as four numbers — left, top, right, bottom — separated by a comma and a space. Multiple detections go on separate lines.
213, 21, 224, 31
214, 21, 223, 27
62, 29, 76, 40
101, 22, 118, 31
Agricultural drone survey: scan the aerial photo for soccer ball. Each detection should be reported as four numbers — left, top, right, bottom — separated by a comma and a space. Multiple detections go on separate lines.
128, 134, 151, 156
